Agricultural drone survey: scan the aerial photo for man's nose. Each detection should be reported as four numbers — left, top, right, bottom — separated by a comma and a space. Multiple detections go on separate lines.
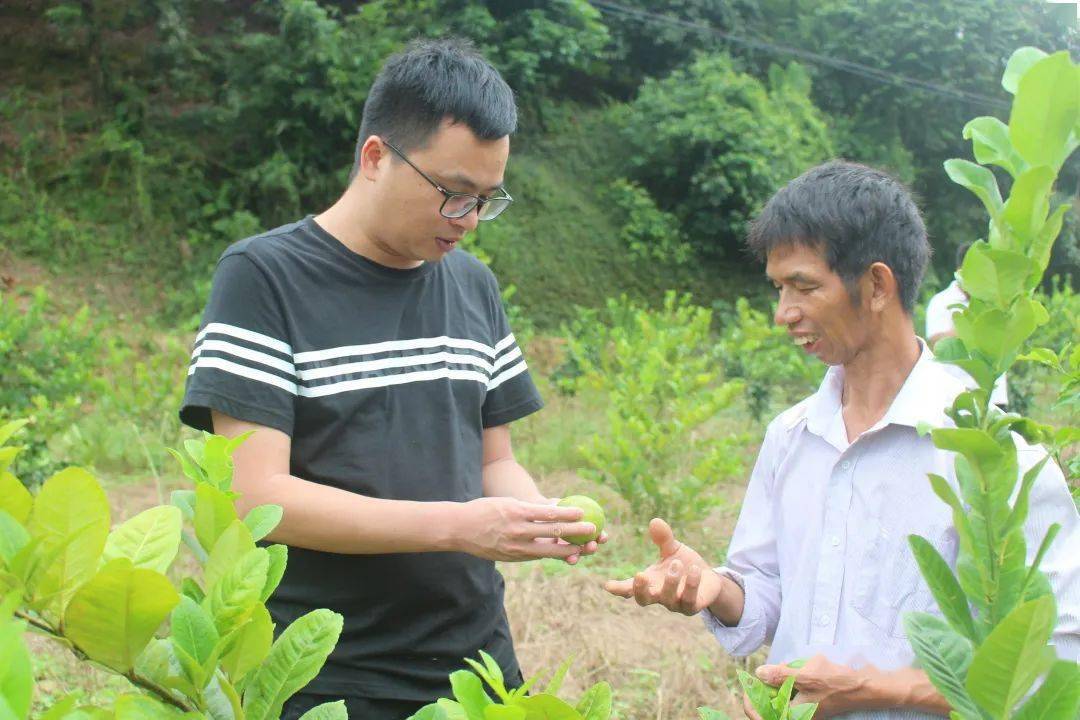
774, 296, 799, 326
450, 205, 480, 233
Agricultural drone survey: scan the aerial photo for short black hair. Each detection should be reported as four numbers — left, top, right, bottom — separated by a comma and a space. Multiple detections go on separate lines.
747, 161, 930, 312
353, 38, 517, 177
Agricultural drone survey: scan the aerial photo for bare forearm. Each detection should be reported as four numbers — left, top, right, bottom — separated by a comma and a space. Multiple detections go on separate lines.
482, 458, 547, 503
706, 572, 747, 626
856, 667, 951, 716
237, 472, 461, 554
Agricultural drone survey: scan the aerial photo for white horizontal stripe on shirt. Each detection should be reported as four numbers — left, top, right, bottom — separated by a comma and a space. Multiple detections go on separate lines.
188, 356, 299, 395
195, 322, 292, 356
299, 367, 490, 398
488, 360, 528, 391
191, 339, 296, 376
294, 333, 517, 364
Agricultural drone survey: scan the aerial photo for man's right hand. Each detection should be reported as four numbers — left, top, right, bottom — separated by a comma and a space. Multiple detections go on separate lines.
603, 518, 726, 615
456, 497, 598, 562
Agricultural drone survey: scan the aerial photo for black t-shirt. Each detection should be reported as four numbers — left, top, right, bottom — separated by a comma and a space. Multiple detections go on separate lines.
179, 216, 543, 700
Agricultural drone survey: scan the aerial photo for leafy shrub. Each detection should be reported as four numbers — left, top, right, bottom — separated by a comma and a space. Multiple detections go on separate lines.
606, 178, 691, 265
715, 298, 823, 421
407, 651, 612, 720
621, 57, 833, 260
563, 292, 748, 522
0, 421, 347, 718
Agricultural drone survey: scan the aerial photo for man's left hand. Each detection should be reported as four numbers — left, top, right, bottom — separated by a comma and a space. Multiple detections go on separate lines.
754, 655, 870, 719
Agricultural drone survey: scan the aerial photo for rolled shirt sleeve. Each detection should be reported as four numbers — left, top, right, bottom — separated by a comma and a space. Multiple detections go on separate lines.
701, 420, 784, 657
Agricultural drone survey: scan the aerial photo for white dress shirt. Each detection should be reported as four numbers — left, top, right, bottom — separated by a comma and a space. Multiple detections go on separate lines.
924, 280, 1008, 406
703, 340, 1079, 720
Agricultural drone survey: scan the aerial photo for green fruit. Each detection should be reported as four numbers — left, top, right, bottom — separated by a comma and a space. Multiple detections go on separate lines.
557, 495, 605, 545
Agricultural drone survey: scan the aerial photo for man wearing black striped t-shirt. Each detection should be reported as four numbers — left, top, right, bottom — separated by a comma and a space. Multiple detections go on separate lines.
179, 39, 605, 720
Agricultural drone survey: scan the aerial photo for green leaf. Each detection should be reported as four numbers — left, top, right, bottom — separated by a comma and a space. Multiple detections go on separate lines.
0, 614, 32, 719
1028, 204, 1070, 288
966, 596, 1056, 718
1009, 52, 1079, 171
483, 707, 526, 720
963, 117, 1025, 178
1020, 524, 1060, 599
204, 520, 255, 590
167, 448, 206, 486
241, 608, 344, 720
194, 483, 238, 555
204, 547, 268, 636
243, 505, 283, 542
904, 613, 981, 720
1002, 48, 1048, 94
0, 472, 31, 525
450, 670, 493, 720
408, 707, 451, 720
220, 602, 273, 684
0, 511, 29, 567
261, 544, 288, 603
1012, 660, 1080, 720
103, 506, 182, 574
908, 535, 976, 642
576, 681, 612, 720
170, 595, 219, 686
28, 467, 110, 618
37, 694, 79, 719
737, 670, 776, 720
698, 710, 733, 720
112, 693, 198, 719
63, 558, 179, 673
0, 448, 22, 475
0, 421, 27, 449
298, 701, 348, 720
944, 159, 1003, 221
543, 655, 575, 696
788, 704, 817, 720
515, 694, 581, 719
1002, 167, 1054, 243
957, 244, 1033, 306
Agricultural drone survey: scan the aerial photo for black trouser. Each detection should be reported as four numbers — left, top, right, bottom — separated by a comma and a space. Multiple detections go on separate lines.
281, 693, 429, 720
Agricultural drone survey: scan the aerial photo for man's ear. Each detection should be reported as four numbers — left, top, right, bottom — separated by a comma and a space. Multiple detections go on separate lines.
357, 135, 387, 182
867, 261, 898, 312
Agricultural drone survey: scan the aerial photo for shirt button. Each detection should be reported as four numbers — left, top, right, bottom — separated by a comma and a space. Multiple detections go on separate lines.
841, 460, 852, 470
830, 535, 841, 547
817, 613, 830, 626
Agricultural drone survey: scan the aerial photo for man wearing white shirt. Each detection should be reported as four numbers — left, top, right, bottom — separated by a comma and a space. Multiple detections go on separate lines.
605, 162, 1079, 719
924, 242, 1008, 408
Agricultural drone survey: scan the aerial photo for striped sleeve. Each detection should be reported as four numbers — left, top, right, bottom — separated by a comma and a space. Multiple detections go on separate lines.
481, 286, 543, 428
180, 253, 296, 436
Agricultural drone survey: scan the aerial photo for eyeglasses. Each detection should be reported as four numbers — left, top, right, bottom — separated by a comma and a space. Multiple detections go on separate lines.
383, 140, 513, 221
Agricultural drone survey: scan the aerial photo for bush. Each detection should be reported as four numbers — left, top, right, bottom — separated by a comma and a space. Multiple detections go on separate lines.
563, 292, 747, 522
621, 57, 833, 260
0, 423, 347, 718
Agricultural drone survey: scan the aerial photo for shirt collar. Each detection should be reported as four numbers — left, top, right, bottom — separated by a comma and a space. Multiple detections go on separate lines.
804, 338, 958, 443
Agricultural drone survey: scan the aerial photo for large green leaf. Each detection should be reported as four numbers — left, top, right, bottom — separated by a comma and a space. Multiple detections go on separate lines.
908, 535, 976, 642
204, 547, 268, 636
966, 596, 1056, 719
450, 670, 493, 720
298, 701, 348, 720
170, 595, 220, 688
220, 602, 273, 685
63, 558, 179, 673
516, 694, 581, 720
903, 613, 981, 720
1012, 660, 1080, 720
112, 693, 199, 719
0, 614, 32, 720
957, 244, 1032, 307
241, 608, 344, 720
0, 511, 29, 568
1027, 204, 1070, 289
1002, 167, 1054, 243
261, 544, 288, 603
1009, 52, 1080, 171
28, 467, 110, 618
1002, 48, 1048, 94
944, 160, 1003, 222
484, 706, 526, 720
102, 506, 182, 574
203, 520, 255, 590
963, 117, 1025, 178
242, 505, 283, 542
194, 483, 239, 555
0, 473, 31, 526
576, 682, 611, 720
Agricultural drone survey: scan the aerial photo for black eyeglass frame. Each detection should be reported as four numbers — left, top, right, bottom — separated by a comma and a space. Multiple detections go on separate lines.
382, 140, 514, 221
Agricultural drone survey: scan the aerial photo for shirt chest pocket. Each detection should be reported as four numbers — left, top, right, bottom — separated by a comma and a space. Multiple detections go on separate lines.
852, 519, 957, 639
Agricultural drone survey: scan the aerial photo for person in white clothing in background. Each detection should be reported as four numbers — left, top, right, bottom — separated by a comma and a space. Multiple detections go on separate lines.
604, 162, 1078, 720
924, 241, 1008, 408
